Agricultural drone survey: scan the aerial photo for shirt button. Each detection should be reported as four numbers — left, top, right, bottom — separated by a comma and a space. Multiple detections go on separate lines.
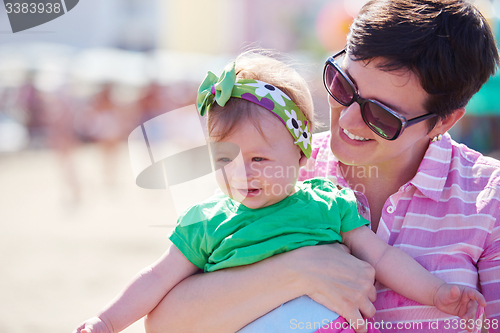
387, 206, 395, 213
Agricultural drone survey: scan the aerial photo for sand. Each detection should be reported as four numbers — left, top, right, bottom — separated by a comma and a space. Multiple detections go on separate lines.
0, 143, 176, 333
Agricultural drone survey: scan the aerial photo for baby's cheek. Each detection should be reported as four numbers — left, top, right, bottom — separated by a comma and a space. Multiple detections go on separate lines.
249, 179, 261, 189
259, 165, 279, 180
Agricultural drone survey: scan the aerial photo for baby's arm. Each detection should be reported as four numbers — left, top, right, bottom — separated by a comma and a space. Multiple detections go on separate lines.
73, 245, 199, 333
342, 226, 486, 321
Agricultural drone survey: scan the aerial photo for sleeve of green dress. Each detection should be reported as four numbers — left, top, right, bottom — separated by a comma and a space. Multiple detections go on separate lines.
303, 178, 370, 233
169, 205, 210, 270
335, 187, 371, 233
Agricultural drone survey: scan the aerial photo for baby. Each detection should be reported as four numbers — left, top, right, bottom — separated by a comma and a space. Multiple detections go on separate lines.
73, 52, 485, 333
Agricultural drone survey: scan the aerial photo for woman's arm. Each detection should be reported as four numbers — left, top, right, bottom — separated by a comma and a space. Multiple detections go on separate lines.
145, 243, 376, 333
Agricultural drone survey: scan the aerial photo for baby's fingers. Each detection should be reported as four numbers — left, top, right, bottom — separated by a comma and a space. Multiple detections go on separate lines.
72, 325, 92, 333
72, 323, 86, 333
459, 289, 486, 320
72, 317, 109, 333
461, 299, 478, 321
467, 288, 486, 307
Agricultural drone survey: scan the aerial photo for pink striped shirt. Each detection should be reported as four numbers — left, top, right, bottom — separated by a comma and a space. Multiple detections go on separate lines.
299, 131, 500, 333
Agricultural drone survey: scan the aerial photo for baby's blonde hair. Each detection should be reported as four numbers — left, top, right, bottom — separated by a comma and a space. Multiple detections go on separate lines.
207, 50, 314, 142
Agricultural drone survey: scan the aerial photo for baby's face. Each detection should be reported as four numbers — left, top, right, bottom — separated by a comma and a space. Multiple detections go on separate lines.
211, 113, 305, 209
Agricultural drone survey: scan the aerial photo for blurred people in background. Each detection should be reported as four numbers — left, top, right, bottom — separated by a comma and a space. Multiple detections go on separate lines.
136, 82, 164, 124
41, 89, 81, 205
163, 82, 198, 111
17, 72, 47, 149
78, 83, 129, 187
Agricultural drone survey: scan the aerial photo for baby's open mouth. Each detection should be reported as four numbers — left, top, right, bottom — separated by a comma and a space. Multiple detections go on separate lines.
237, 188, 261, 196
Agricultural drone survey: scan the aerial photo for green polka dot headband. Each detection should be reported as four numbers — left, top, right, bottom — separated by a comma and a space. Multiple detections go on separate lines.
196, 62, 312, 158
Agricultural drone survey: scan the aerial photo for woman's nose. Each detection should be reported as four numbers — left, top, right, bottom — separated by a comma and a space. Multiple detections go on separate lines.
337, 102, 365, 130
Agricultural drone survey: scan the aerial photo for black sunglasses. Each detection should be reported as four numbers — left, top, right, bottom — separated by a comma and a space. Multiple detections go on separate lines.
323, 49, 436, 140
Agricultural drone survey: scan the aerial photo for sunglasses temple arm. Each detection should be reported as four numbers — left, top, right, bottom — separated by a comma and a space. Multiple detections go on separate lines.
406, 113, 437, 127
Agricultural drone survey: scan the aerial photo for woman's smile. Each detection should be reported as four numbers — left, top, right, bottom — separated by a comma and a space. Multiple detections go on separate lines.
342, 128, 370, 142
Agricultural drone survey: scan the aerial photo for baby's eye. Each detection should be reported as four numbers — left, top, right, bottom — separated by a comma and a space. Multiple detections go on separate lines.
218, 157, 232, 163
252, 157, 265, 162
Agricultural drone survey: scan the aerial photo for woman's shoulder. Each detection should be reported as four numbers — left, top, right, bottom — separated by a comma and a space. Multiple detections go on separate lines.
424, 133, 500, 184
444, 137, 500, 219
449, 137, 500, 183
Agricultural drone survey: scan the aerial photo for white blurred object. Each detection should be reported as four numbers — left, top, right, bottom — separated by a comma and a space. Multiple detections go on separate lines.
0, 42, 76, 88
0, 118, 29, 152
72, 48, 149, 87
35, 62, 70, 93
0, 57, 28, 88
148, 50, 232, 84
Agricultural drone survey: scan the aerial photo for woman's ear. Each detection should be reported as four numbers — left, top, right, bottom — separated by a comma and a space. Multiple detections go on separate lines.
428, 107, 465, 139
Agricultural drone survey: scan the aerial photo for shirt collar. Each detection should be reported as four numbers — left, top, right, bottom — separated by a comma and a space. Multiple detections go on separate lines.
409, 133, 452, 201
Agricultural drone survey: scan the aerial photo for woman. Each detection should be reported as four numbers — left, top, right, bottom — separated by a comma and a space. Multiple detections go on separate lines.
145, 0, 500, 332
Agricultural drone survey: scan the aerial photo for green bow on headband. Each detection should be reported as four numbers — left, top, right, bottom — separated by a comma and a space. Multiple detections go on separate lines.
196, 61, 312, 158
197, 62, 237, 116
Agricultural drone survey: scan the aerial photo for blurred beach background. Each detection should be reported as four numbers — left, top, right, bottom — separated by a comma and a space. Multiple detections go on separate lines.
0, 0, 499, 332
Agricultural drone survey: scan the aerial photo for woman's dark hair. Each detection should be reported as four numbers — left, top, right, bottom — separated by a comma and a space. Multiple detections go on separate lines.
347, 0, 500, 128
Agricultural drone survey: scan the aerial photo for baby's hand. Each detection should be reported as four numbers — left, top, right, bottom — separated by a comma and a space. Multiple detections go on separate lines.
434, 283, 486, 330
72, 317, 113, 333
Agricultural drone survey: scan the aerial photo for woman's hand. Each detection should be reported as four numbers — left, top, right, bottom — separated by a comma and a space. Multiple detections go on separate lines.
145, 243, 376, 333
284, 243, 377, 333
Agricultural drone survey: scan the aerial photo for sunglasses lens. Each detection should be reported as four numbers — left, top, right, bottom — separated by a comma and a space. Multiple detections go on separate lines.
325, 53, 406, 140
362, 102, 402, 139
325, 64, 354, 105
